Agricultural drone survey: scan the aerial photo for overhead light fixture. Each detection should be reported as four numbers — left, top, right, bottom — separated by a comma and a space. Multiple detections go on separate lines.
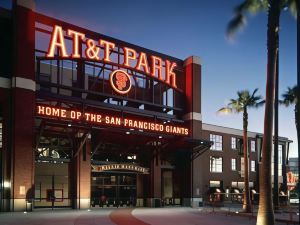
130, 128, 134, 131
126, 131, 130, 134
68, 123, 72, 127
159, 136, 162, 139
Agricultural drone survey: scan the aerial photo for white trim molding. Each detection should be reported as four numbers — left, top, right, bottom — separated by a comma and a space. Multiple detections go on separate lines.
183, 112, 202, 121
202, 123, 257, 138
184, 56, 202, 66
11, 77, 36, 92
0, 77, 11, 89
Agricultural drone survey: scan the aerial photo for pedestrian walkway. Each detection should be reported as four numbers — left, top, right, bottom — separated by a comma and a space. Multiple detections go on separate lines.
0, 207, 298, 225
110, 208, 149, 225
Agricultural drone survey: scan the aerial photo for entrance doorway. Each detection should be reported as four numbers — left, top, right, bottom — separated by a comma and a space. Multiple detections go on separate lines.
91, 172, 136, 207
162, 170, 175, 206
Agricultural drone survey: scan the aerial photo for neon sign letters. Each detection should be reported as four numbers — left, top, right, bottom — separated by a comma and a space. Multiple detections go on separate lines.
46, 25, 178, 88
37, 105, 189, 136
92, 164, 149, 174
109, 70, 132, 94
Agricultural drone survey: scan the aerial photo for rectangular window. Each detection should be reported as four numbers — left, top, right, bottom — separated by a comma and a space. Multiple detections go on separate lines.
210, 156, 223, 172
209, 180, 221, 187
278, 145, 283, 176
250, 140, 256, 152
278, 145, 283, 165
251, 160, 256, 172
231, 158, 237, 171
210, 134, 223, 151
231, 137, 237, 149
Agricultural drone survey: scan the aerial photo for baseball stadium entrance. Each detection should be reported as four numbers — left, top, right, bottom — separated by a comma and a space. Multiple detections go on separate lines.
0, 1, 211, 211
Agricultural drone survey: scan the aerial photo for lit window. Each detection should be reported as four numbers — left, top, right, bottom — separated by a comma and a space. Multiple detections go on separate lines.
231, 158, 236, 171
209, 180, 221, 187
210, 156, 223, 172
250, 140, 256, 152
231, 137, 237, 149
278, 145, 283, 165
251, 160, 256, 172
210, 134, 223, 151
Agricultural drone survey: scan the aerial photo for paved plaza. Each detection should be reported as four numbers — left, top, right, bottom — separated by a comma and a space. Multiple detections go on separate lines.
0, 207, 298, 225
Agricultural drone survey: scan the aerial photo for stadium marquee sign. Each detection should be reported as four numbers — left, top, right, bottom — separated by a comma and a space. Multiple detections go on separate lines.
46, 25, 178, 89
37, 105, 189, 136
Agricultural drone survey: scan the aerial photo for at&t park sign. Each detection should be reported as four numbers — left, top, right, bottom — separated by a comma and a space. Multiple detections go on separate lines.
46, 25, 178, 89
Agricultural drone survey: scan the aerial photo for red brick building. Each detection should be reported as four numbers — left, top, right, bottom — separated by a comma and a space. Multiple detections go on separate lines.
0, 1, 292, 211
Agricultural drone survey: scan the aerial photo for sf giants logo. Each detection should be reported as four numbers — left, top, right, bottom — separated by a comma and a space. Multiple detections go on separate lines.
110, 70, 132, 94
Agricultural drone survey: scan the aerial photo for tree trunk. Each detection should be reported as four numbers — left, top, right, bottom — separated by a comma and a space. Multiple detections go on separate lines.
273, 50, 279, 210
243, 109, 251, 212
257, 1, 280, 224
296, 1, 300, 222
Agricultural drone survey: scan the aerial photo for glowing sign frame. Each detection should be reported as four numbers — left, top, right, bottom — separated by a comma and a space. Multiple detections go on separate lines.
45, 25, 178, 89
109, 70, 132, 94
92, 164, 149, 174
36, 105, 189, 136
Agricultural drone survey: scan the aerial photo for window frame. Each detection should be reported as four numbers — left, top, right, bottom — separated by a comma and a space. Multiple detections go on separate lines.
250, 140, 256, 152
231, 137, 237, 150
231, 158, 237, 171
210, 156, 223, 173
251, 160, 256, 172
210, 134, 223, 151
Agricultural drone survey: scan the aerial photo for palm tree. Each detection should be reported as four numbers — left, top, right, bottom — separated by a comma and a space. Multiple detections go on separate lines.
218, 89, 264, 213
227, 1, 298, 224
281, 86, 299, 181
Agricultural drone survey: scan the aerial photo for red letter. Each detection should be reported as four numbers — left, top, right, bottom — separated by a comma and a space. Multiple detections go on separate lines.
136, 52, 149, 73
100, 40, 115, 62
47, 25, 68, 57
123, 47, 136, 67
151, 56, 163, 80
37, 105, 45, 114
165, 60, 177, 88
67, 29, 85, 58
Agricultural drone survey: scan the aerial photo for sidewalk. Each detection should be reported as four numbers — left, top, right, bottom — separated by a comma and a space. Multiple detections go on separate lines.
196, 205, 299, 224
0, 207, 298, 225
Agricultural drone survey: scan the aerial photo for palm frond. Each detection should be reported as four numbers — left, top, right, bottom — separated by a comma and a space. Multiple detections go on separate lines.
281, 85, 297, 106
286, 0, 298, 18
217, 107, 233, 115
251, 88, 259, 99
227, 13, 246, 38
227, 0, 268, 38
255, 100, 265, 108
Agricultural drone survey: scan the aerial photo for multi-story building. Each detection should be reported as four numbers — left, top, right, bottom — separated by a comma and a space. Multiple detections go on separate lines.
0, 1, 293, 211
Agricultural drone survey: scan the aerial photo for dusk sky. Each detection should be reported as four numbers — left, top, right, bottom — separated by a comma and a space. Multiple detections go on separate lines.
2, 0, 297, 156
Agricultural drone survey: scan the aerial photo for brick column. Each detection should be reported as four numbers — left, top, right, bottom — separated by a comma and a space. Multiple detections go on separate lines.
0, 4, 13, 212
183, 56, 202, 138
147, 149, 161, 207
10, 0, 36, 211
183, 56, 202, 207
72, 136, 91, 209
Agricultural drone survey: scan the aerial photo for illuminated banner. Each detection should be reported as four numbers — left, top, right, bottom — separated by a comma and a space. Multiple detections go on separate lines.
36, 105, 189, 136
92, 164, 149, 174
46, 25, 178, 89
